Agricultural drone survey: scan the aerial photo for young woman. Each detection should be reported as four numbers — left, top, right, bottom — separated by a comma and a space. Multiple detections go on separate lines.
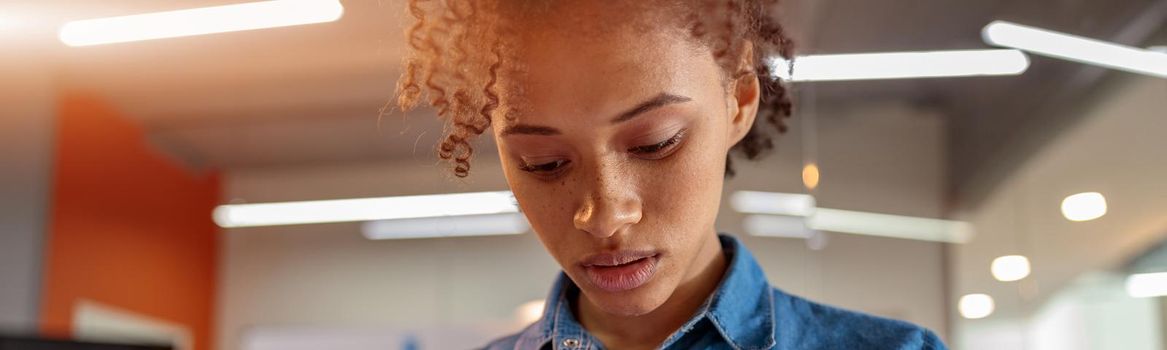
393, 1, 946, 349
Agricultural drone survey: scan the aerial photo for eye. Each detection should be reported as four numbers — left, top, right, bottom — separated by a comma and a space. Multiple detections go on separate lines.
519, 159, 570, 175
628, 129, 686, 158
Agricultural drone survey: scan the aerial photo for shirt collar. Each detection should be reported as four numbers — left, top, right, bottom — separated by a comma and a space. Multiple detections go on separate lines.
517, 234, 775, 350
516, 271, 588, 349
704, 234, 776, 350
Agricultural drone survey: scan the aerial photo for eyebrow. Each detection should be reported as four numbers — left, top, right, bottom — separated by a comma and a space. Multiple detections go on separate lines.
500, 92, 693, 137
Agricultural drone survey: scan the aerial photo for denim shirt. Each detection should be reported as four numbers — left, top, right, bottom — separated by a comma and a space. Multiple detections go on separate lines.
483, 234, 947, 350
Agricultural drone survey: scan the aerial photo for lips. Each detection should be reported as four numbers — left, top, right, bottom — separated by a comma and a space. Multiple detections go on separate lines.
580, 250, 660, 293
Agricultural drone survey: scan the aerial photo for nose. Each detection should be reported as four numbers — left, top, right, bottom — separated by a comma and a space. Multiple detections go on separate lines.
573, 163, 643, 239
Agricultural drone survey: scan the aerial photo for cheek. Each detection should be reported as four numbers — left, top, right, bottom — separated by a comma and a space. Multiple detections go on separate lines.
501, 164, 580, 254
638, 127, 725, 288
642, 128, 726, 227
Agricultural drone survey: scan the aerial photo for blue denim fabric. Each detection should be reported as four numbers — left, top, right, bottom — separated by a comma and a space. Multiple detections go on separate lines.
483, 234, 947, 350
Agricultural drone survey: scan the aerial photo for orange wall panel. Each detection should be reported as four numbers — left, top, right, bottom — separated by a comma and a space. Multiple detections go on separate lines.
40, 93, 220, 350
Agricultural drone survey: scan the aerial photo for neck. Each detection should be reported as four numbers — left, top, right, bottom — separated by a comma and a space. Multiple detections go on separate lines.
576, 232, 728, 350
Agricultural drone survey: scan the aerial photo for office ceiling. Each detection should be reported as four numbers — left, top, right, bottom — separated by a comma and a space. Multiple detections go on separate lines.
20, 0, 1166, 205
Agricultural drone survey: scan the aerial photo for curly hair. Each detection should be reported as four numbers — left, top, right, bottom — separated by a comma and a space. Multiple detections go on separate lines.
393, 0, 794, 178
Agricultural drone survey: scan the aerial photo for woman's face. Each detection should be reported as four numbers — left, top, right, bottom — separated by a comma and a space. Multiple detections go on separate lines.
492, 3, 758, 317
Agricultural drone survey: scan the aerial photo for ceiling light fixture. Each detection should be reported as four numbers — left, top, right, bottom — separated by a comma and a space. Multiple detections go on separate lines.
958, 294, 995, 319
732, 191, 973, 243
360, 213, 529, 240
991, 255, 1032, 282
808, 208, 974, 244
770, 49, 1030, 82
59, 0, 344, 47
1060, 192, 1107, 222
213, 191, 518, 228
729, 191, 816, 217
1127, 272, 1167, 298
983, 20, 1167, 78
802, 163, 821, 190
742, 215, 814, 239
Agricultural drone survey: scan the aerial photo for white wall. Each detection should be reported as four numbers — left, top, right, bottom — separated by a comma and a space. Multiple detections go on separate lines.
960, 273, 1163, 350
216, 100, 952, 350
951, 76, 1167, 349
727, 101, 950, 335
216, 160, 558, 350
0, 49, 55, 333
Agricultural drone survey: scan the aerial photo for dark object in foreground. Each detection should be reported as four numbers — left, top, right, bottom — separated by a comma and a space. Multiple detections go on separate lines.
0, 335, 170, 350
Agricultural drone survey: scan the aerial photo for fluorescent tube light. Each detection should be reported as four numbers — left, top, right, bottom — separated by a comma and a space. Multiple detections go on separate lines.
807, 208, 973, 243
983, 21, 1167, 78
733, 191, 974, 243
742, 215, 813, 238
213, 191, 518, 228
769, 49, 1030, 82
360, 213, 529, 240
1127, 272, 1167, 298
729, 191, 816, 217
59, 0, 344, 47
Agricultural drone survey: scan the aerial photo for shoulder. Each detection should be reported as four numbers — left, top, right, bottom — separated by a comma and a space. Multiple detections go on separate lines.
770, 288, 947, 350
479, 322, 544, 350
480, 333, 519, 350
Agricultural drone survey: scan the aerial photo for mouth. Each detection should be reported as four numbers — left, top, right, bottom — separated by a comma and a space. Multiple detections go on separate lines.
580, 250, 661, 293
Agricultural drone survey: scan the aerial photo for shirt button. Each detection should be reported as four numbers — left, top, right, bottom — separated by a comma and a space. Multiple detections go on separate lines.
561, 338, 580, 349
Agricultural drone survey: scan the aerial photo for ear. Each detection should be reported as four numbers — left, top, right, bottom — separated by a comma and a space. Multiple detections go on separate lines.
726, 44, 761, 151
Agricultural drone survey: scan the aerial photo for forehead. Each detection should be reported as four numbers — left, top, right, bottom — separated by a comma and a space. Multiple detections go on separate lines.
501, 3, 714, 124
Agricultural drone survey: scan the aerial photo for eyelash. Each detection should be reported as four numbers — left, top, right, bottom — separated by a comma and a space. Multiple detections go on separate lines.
519, 159, 569, 174
628, 129, 686, 156
518, 129, 687, 175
